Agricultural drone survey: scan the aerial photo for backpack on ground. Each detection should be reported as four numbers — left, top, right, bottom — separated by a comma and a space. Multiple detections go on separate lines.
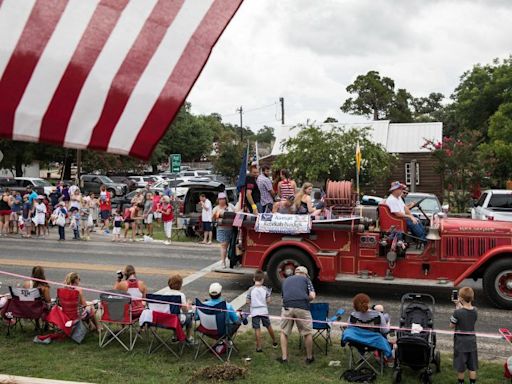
340, 368, 376, 383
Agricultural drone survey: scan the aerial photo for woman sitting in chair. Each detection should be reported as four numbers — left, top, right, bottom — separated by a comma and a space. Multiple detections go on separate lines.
23, 266, 51, 304
64, 272, 99, 331
349, 293, 390, 335
114, 265, 147, 316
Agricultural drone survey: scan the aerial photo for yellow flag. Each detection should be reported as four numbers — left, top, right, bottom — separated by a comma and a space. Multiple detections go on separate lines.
355, 142, 362, 173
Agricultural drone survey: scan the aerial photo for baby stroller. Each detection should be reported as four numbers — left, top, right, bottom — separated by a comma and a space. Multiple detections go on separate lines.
393, 293, 440, 384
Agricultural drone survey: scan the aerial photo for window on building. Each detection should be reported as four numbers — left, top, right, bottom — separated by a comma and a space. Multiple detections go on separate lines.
405, 162, 420, 185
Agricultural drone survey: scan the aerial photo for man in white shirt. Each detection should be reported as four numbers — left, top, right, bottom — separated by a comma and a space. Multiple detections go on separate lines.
386, 181, 426, 242
199, 194, 213, 244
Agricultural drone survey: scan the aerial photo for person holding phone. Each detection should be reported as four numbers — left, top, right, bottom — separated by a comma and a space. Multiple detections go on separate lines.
450, 287, 478, 384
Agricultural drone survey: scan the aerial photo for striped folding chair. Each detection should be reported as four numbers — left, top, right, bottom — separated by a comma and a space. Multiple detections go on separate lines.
193, 299, 239, 362
143, 293, 186, 358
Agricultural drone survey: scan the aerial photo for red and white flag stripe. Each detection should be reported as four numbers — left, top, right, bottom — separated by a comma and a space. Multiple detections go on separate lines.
0, 0, 243, 159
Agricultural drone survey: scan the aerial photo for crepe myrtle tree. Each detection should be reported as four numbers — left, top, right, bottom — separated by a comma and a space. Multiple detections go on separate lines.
423, 131, 487, 213
274, 124, 396, 190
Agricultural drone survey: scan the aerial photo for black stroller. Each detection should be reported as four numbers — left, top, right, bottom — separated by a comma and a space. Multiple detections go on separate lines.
393, 293, 441, 384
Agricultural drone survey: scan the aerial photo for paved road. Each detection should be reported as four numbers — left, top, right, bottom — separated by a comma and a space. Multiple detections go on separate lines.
0, 236, 509, 360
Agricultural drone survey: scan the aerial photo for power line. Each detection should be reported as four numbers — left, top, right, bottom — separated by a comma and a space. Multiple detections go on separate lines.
221, 102, 277, 117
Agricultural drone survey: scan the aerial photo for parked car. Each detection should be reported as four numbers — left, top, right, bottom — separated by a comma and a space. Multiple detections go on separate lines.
0, 176, 27, 194
180, 180, 237, 237
109, 176, 138, 192
404, 192, 443, 223
471, 189, 512, 221
15, 177, 54, 196
179, 170, 212, 178
80, 175, 127, 196
129, 175, 162, 188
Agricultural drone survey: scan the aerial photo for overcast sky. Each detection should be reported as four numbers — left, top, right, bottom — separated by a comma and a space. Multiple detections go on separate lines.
187, 0, 512, 132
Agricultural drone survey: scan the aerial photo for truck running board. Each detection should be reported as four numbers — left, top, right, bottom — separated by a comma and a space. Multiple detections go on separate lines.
213, 266, 257, 275
334, 274, 454, 287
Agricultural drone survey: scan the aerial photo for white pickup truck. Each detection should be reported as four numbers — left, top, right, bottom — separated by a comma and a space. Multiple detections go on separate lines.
471, 189, 512, 221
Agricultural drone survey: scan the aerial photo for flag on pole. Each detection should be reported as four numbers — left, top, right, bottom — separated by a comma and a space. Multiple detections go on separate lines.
355, 142, 362, 173
236, 145, 249, 193
0, 0, 243, 160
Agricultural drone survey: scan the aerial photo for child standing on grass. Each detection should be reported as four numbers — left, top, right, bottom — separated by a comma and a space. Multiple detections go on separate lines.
112, 209, 123, 242
160, 196, 174, 245
246, 270, 277, 352
450, 287, 478, 384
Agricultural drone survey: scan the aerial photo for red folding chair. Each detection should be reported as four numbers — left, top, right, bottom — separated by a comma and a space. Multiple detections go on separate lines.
47, 288, 86, 338
99, 291, 142, 351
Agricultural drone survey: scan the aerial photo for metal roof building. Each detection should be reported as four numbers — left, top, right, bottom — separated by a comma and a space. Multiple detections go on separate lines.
270, 121, 443, 156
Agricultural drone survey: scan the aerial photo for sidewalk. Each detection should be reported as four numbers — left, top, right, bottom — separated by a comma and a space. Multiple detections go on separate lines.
3, 225, 219, 249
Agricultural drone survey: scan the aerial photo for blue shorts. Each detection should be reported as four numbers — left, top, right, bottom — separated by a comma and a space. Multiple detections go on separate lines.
202, 221, 212, 232
100, 210, 110, 220
216, 227, 232, 243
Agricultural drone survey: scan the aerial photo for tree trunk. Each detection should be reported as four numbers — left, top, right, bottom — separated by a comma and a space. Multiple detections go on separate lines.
373, 108, 379, 120
151, 162, 158, 174
63, 156, 72, 180
15, 153, 23, 177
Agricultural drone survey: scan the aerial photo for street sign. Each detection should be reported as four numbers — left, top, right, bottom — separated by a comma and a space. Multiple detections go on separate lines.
169, 154, 181, 173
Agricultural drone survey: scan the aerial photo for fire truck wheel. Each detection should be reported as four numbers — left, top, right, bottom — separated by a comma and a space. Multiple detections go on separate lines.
267, 248, 315, 290
483, 258, 512, 309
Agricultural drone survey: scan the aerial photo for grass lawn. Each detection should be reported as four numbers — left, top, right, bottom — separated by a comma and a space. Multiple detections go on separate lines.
0, 323, 504, 384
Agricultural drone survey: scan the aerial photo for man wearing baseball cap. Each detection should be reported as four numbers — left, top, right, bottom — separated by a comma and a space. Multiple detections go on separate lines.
386, 181, 426, 242
202, 282, 242, 336
277, 265, 316, 364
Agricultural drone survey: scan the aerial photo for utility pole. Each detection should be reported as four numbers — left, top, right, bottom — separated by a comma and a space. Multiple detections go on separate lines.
76, 148, 81, 186
237, 105, 243, 141
279, 97, 285, 125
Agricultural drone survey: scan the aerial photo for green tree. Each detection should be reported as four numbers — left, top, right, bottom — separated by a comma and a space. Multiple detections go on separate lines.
388, 88, 413, 123
411, 92, 445, 122
273, 124, 396, 189
424, 131, 486, 212
341, 71, 395, 120
213, 139, 245, 183
478, 102, 512, 184
451, 57, 512, 138
254, 126, 275, 144
323, 117, 338, 123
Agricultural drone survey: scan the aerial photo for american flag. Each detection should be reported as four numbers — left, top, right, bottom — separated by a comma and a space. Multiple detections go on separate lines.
232, 212, 243, 227
0, 0, 243, 159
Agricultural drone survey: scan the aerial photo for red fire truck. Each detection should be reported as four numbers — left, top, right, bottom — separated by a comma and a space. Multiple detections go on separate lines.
224, 182, 512, 309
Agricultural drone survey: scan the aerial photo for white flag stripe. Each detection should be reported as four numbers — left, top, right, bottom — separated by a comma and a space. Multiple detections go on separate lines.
107, 0, 213, 153
0, 0, 36, 79
12, 0, 100, 141
64, 0, 157, 147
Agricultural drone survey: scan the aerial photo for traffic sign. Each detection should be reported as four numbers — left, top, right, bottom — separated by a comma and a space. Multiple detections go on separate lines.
169, 154, 181, 173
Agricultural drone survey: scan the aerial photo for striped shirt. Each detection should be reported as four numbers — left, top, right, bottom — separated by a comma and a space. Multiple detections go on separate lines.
279, 179, 295, 201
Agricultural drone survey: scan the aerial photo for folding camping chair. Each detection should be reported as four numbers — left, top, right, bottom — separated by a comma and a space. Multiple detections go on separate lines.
142, 293, 186, 358
194, 298, 239, 362
341, 318, 390, 376
98, 291, 142, 351
3, 286, 46, 336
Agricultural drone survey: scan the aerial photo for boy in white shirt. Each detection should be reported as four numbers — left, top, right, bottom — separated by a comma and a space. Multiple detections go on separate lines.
246, 270, 277, 352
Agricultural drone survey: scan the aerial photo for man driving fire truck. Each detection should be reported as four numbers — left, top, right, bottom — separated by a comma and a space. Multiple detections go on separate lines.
386, 181, 427, 242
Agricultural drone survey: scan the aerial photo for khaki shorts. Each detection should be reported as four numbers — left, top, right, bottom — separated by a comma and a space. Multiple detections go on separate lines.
280, 307, 313, 336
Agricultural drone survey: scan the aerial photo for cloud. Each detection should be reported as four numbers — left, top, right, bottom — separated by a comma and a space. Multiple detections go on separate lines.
187, 0, 512, 131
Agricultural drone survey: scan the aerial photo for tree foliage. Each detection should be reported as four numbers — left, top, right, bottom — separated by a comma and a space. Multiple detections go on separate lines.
341, 71, 395, 120
273, 124, 396, 189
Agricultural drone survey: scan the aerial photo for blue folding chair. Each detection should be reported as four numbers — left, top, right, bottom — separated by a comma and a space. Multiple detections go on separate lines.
310, 303, 332, 355
143, 293, 184, 358
194, 298, 239, 362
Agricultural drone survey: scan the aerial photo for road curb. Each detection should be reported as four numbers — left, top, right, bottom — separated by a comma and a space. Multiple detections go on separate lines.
0, 375, 93, 384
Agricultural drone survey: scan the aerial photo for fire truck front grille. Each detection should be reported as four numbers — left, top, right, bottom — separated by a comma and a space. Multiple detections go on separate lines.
443, 237, 497, 258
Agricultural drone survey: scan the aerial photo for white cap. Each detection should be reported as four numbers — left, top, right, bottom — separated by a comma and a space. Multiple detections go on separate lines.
295, 266, 309, 277
209, 282, 222, 295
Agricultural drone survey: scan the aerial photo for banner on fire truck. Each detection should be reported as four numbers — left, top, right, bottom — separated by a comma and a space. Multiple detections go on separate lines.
255, 213, 311, 234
